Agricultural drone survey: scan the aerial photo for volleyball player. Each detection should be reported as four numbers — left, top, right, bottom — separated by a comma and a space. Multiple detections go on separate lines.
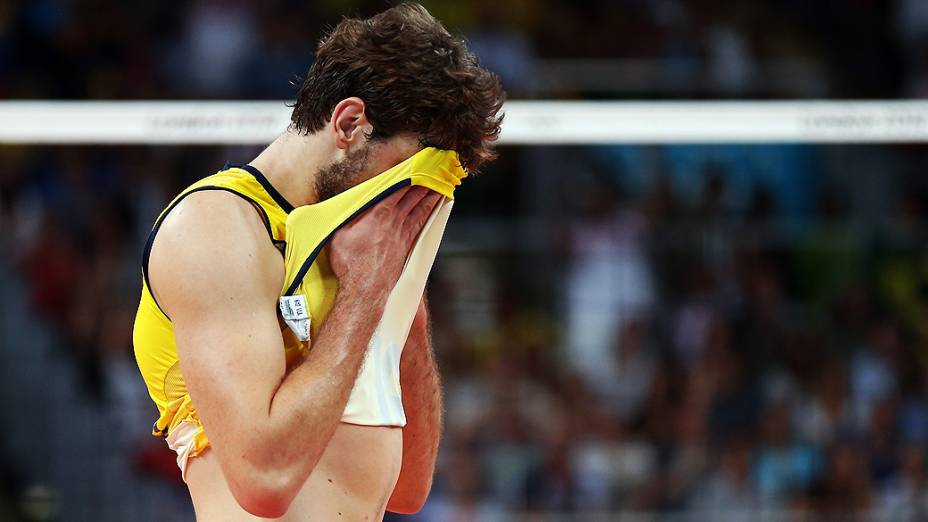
133, 4, 504, 520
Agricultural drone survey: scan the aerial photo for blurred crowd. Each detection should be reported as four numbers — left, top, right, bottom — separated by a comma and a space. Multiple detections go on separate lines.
6, 0, 928, 521
3, 0, 928, 99
4, 143, 928, 521
407, 145, 928, 521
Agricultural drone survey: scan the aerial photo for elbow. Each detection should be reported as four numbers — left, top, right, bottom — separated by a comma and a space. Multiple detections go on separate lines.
234, 490, 291, 519
387, 481, 433, 515
221, 437, 327, 518
387, 498, 428, 515
227, 465, 301, 518
233, 486, 292, 519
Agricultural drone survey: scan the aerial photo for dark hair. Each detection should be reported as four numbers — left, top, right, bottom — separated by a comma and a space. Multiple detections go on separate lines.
290, 3, 505, 172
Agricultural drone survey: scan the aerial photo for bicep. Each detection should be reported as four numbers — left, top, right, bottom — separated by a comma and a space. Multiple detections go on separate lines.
173, 297, 285, 443
149, 191, 287, 449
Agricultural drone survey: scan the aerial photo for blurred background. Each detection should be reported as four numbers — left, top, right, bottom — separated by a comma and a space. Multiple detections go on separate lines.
3, 0, 928, 521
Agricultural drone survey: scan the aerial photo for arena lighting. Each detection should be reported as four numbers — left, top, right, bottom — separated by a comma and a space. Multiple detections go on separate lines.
3, 100, 928, 145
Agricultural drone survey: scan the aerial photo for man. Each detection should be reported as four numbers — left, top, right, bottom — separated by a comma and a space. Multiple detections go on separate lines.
132, 3, 504, 520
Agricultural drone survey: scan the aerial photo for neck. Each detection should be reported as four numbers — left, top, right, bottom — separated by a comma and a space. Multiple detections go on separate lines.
249, 129, 331, 207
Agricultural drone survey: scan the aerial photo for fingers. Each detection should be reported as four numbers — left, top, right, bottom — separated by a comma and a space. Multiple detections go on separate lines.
380, 185, 414, 209
394, 186, 431, 215
402, 192, 443, 242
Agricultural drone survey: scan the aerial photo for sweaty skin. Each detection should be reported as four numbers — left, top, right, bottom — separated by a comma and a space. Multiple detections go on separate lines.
149, 184, 444, 521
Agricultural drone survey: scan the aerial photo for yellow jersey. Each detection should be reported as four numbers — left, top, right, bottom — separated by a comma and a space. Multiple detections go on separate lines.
133, 148, 465, 460
133, 163, 294, 456
281, 148, 464, 426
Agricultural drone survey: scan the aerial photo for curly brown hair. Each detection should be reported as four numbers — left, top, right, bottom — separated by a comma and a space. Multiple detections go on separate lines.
290, 3, 505, 172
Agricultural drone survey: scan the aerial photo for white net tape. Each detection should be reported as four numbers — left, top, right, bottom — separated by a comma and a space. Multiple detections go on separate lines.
2, 100, 928, 145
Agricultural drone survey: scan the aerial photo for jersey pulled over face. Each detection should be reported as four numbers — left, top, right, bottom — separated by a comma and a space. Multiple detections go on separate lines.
132, 148, 465, 466
280, 148, 464, 426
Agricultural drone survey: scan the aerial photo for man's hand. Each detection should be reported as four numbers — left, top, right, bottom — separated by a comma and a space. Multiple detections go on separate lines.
330, 186, 444, 298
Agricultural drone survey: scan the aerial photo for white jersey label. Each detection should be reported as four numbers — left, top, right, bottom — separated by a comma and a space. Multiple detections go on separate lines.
279, 294, 311, 342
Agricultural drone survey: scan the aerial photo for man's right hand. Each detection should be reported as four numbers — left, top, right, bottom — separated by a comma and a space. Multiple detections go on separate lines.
329, 186, 444, 297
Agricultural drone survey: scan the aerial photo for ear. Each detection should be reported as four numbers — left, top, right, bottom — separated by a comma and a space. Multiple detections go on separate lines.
329, 97, 370, 150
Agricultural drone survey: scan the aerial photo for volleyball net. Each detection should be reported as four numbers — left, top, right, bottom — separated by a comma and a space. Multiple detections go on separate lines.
4, 100, 928, 144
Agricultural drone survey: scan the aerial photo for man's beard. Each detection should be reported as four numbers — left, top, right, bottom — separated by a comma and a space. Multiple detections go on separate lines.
313, 146, 372, 202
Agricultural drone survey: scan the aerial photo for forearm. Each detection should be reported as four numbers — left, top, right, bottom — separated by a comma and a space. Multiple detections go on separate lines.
255, 287, 388, 480
388, 309, 443, 513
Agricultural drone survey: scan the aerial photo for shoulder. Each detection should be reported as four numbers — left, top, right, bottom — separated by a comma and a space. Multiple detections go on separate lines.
161, 189, 267, 242
149, 189, 283, 316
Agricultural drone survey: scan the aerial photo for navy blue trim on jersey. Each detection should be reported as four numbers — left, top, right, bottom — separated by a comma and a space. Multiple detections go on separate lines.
152, 420, 167, 438
142, 186, 277, 320
283, 179, 413, 297
224, 163, 296, 213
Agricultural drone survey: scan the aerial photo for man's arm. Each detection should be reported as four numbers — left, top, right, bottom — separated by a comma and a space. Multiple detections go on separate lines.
387, 296, 443, 514
149, 186, 443, 518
